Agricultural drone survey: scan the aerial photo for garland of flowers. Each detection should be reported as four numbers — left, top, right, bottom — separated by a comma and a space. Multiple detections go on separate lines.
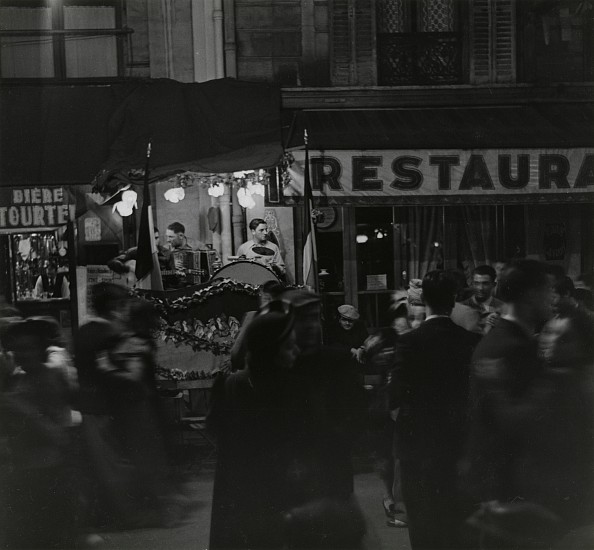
158, 314, 240, 356
133, 278, 257, 356
135, 278, 260, 316
155, 363, 230, 381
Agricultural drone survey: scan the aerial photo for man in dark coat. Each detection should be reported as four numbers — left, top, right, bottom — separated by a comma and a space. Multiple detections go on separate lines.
389, 270, 480, 550
462, 260, 553, 508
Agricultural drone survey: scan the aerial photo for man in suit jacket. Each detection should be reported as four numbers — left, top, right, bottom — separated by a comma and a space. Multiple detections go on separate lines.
389, 270, 480, 550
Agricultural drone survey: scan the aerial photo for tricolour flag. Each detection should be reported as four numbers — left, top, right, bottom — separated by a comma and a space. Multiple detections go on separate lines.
302, 131, 318, 291
135, 142, 163, 290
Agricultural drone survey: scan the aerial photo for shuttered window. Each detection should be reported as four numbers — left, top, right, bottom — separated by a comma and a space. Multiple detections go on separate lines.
470, 0, 516, 84
330, 0, 376, 86
376, 0, 464, 85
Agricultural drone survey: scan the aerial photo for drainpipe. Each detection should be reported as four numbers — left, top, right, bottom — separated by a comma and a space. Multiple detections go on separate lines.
213, 0, 225, 78
223, 0, 237, 77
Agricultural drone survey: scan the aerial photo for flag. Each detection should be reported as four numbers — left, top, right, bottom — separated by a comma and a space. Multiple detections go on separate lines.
302, 130, 318, 291
135, 141, 163, 290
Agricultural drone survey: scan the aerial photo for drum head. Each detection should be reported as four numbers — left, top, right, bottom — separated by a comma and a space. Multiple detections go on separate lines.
211, 260, 280, 285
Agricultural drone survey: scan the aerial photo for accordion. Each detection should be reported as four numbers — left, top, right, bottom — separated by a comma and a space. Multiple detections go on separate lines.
170, 250, 218, 284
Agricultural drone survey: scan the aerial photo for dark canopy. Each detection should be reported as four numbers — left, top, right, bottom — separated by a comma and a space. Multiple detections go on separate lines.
0, 78, 283, 192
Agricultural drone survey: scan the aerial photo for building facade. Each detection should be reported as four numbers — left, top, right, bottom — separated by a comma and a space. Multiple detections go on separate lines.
0, 0, 592, 330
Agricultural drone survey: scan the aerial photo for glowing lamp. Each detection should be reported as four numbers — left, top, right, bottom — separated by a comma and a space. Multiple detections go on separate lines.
164, 187, 185, 203
237, 187, 255, 209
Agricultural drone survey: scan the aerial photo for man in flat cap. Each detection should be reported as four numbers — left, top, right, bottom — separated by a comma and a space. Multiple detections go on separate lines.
325, 304, 368, 363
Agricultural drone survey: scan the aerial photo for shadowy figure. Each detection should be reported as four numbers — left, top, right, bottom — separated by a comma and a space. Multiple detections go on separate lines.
389, 271, 480, 549
1, 318, 77, 548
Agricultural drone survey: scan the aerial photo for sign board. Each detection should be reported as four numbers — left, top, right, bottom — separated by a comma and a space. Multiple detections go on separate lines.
0, 187, 76, 231
288, 149, 594, 199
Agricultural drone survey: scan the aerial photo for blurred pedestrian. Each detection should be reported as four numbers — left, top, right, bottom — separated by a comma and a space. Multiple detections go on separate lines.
74, 282, 137, 529
406, 279, 426, 330
0, 318, 77, 548
96, 297, 181, 525
208, 304, 301, 548
389, 271, 480, 549
229, 279, 285, 371
361, 296, 408, 528
462, 260, 554, 546
525, 306, 594, 528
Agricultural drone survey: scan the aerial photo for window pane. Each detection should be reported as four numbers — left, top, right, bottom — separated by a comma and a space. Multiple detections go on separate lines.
419, 0, 457, 32
64, 6, 117, 77
0, 7, 54, 78
377, 0, 411, 33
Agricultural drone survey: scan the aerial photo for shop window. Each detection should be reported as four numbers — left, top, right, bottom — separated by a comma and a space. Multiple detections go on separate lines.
0, 0, 126, 79
377, 0, 464, 85
10, 230, 70, 301
518, 0, 593, 83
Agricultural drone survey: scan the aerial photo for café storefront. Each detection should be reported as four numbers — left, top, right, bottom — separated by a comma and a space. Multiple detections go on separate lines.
285, 144, 594, 329
0, 185, 81, 342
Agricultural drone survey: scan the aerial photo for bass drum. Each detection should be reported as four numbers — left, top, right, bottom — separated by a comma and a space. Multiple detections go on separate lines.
210, 260, 280, 286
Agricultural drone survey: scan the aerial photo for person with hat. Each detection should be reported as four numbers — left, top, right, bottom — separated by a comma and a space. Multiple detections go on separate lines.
208, 304, 300, 549
236, 218, 285, 276
325, 304, 368, 362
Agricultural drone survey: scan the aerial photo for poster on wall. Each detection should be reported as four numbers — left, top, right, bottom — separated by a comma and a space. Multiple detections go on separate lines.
77, 265, 127, 324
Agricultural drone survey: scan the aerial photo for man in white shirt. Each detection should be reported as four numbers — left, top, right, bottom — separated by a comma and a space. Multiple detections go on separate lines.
236, 218, 285, 276
34, 263, 70, 299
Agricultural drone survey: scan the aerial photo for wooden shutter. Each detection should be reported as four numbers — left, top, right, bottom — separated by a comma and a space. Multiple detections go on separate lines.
470, 0, 493, 83
493, 0, 515, 82
470, 0, 516, 84
330, 0, 375, 85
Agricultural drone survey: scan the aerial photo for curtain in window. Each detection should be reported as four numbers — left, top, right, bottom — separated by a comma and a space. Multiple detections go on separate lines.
405, 206, 441, 279
458, 205, 497, 276
0, 7, 54, 77
64, 6, 117, 78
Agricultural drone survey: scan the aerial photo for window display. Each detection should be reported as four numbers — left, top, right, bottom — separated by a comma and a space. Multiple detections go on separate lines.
11, 229, 70, 301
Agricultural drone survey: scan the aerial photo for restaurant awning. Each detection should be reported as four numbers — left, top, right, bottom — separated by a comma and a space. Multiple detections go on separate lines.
0, 78, 284, 192
284, 103, 594, 150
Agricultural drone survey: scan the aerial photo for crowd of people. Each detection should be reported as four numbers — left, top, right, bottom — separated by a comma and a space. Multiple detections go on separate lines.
0, 283, 190, 548
1, 259, 593, 549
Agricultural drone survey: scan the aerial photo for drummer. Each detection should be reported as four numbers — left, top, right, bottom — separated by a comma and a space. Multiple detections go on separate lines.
236, 218, 285, 276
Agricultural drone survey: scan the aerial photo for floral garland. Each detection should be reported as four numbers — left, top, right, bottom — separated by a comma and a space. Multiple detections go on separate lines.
135, 278, 260, 316
155, 363, 230, 381
158, 313, 240, 356
133, 278, 257, 356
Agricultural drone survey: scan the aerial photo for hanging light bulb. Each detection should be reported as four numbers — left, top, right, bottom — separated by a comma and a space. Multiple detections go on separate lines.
164, 187, 185, 203
121, 189, 138, 208
237, 187, 255, 209
251, 182, 265, 196
208, 183, 225, 197
356, 234, 369, 244
114, 201, 134, 217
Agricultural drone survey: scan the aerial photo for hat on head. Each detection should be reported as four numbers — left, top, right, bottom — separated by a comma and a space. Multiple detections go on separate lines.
283, 288, 321, 309
2, 317, 60, 351
338, 304, 360, 321
246, 309, 295, 356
